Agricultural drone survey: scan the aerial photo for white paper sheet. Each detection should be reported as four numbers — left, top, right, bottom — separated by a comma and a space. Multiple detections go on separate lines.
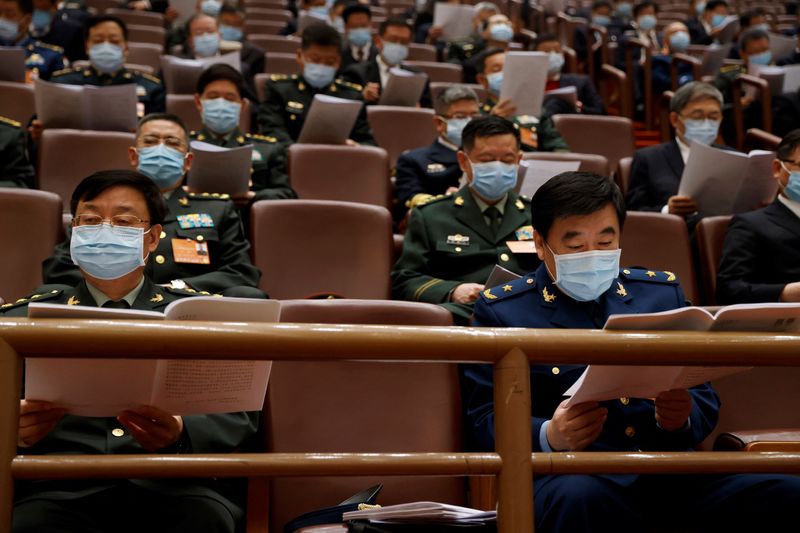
748, 63, 785, 96
160, 52, 241, 94
297, 94, 363, 144
433, 4, 475, 42
378, 67, 427, 106
343, 502, 496, 523
544, 85, 578, 106
0, 47, 26, 82
171, 0, 196, 26
782, 65, 800, 94
769, 32, 797, 64
517, 159, 580, 198
714, 16, 740, 45
499, 51, 549, 117
34, 80, 138, 131
699, 43, 733, 78
187, 140, 253, 195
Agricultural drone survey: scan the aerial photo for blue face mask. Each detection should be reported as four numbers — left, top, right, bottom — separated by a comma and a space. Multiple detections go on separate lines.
592, 14, 611, 27
637, 14, 657, 31
711, 13, 726, 28
547, 244, 621, 302
547, 51, 564, 74
486, 71, 503, 96
137, 144, 186, 189
202, 97, 241, 134
303, 61, 336, 88
780, 161, 800, 203
616, 2, 633, 17
201, 0, 222, 17
381, 41, 408, 65
348, 27, 371, 48
89, 42, 124, 74
682, 118, 720, 146
669, 31, 690, 53
309, 6, 329, 19
30, 9, 51, 32
193, 32, 220, 58
751, 23, 770, 32
468, 159, 517, 201
220, 24, 243, 42
695, 2, 706, 16
748, 50, 772, 66
489, 23, 514, 42
442, 117, 469, 147
70, 224, 147, 280
0, 17, 19, 41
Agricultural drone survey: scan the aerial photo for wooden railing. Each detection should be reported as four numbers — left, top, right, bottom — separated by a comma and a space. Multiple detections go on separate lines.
3, 319, 800, 532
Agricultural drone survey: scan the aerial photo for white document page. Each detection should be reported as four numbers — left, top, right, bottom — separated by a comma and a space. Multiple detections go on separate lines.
748, 63, 786, 96
714, 16, 740, 44
297, 94, 363, 144
34, 80, 85, 129
499, 52, 549, 117
770, 32, 797, 64
543, 85, 578, 106
603, 306, 716, 331
710, 302, 800, 332
343, 502, 496, 522
782, 65, 800, 94
171, 0, 196, 26
378, 67, 427, 106
433, 4, 475, 42
517, 159, 580, 198
0, 47, 26, 82
700, 43, 733, 78
187, 140, 253, 195
729, 150, 777, 214
34, 80, 137, 131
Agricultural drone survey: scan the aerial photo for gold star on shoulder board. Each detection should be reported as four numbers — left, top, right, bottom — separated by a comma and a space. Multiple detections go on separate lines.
663, 270, 676, 282
150, 294, 164, 303
616, 282, 627, 297
298, 81, 305, 91
503, 284, 513, 292
67, 296, 80, 306
454, 196, 464, 206
646, 271, 656, 278
515, 199, 525, 210
483, 289, 497, 300
543, 286, 556, 303
196, 133, 206, 141
179, 197, 189, 206
236, 136, 245, 144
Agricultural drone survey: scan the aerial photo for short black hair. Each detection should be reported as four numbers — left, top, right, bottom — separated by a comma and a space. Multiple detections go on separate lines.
591, 1, 612, 11
532, 171, 626, 241
301, 23, 343, 50
777, 129, 800, 161
85, 15, 128, 42
738, 27, 769, 53
71, 169, 168, 226
15, 0, 33, 15
342, 2, 371, 24
633, 1, 657, 18
196, 63, 245, 97
740, 8, 766, 27
705, 0, 728, 12
136, 113, 189, 141
476, 47, 505, 75
532, 32, 559, 50
378, 16, 412, 36
220, 2, 242, 17
461, 115, 520, 153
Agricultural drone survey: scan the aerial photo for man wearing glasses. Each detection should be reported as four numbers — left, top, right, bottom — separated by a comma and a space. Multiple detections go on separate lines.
717, 128, 800, 304
3, 170, 258, 533
42, 113, 264, 298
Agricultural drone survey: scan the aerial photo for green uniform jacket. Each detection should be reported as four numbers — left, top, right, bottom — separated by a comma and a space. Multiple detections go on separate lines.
190, 127, 296, 202
51, 64, 166, 114
2, 278, 260, 521
42, 190, 263, 296
714, 63, 745, 105
480, 98, 570, 153
391, 186, 541, 323
0, 116, 35, 188
256, 73, 376, 146
446, 36, 486, 65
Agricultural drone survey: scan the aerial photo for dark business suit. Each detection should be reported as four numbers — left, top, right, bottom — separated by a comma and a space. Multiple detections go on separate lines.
625, 139, 685, 212
687, 16, 712, 45
340, 57, 431, 108
394, 139, 460, 206
340, 43, 379, 70
717, 199, 800, 304
543, 73, 605, 117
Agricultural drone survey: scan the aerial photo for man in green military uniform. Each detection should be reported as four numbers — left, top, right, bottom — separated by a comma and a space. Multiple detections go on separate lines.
0, 0, 65, 81
257, 23, 375, 146
5, 170, 258, 533
476, 49, 570, 153
392, 116, 541, 325
0, 115, 35, 188
51, 14, 165, 115
42, 113, 264, 298
191, 63, 295, 203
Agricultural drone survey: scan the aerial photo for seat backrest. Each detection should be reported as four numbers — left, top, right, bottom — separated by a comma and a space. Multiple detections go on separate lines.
407, 43, 437, 61
166, 94, 251, 133
126, 24, 166, 48
267, 299, 465, 533
402, 60, 463, 83
263, 51, 302, 75
244, 7, 293, 22
0, 81, 35, 125
521, 151, 609, 177
107, 7, 165, 27
85, 0, 121, 14
250, 199, 394, 299
287, 144, 391, 208
614, 155, 632, 196
127, 42, 162, 72
38, 129, 136, 209
0, 189, 63, 302
247, 33, 300, 54
695, 215, 732, 306
366, 106, 437, 169
551, 114, 635, 175
428, 81, 487, 103
244, 19, 285, 36
620, 211, 700, 305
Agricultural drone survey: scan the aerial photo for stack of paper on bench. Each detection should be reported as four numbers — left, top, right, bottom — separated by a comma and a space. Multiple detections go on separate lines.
35, 80, 137, 131
187, 140, 253, 195
24, 297, 279, 416
343, 502, 496, 524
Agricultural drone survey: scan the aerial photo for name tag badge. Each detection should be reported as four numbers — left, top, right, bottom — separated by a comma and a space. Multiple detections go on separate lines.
506, 241, 537, 254
446, 234, 470, 246
172, 238, 211, 264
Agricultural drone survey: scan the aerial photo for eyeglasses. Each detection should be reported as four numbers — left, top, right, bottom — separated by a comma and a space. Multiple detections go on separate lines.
780, 160, 800, 172
680, 111, 722, 122
73, 214, 150, 230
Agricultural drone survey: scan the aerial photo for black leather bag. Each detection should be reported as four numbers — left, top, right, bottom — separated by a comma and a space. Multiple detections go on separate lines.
283, 484, 384, 533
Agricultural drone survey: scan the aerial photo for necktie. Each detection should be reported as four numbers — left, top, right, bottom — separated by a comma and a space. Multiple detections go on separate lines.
102, 300, 130, 309
357, 48, 364, 62
485, 206, 501, 237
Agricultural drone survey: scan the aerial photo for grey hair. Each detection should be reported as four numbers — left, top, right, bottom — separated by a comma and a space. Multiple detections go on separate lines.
669, 81, 724, 113
473, 2, 500, 15
434, 85, 480, 115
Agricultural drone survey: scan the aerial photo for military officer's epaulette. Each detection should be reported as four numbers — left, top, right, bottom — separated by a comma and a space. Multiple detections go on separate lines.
51, 65, 80, 77
416, 193, 452, 209
719, 64, 742, 74
480, 274, 536, 303
335, 78, 363, 92
270, 73, 296, 82
133, 71, 162, 85
620, 268, 679, 284
164, 286, 223, 297
0, 289, 63, 311
246, 133, 278, 143
35, 41, 63, 53
481, 103, 492, 113
186, 191, 232, 201
0, 115, 21, 128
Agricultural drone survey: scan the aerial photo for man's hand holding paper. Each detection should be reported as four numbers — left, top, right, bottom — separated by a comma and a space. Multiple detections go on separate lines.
118, 405, 185, 452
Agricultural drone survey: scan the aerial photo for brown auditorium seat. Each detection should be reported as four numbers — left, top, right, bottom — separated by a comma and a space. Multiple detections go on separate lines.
521, 152, 609, 177
245, 19, 285, 37
264, 298, 466, 533
262, 52, 302, 75
615, 155, 632, 196
407, 43, 437, 61
551, 114, 635, 175
247, 34, 300, 55
402, 60, 463, 83
0, 189, 62, 302
126, 24, 166, 48
620, 211, 700, 305
428, 81, 488, 104
244, 0, 287, 8
85, 0, 120, 13
107, 7, 165, 27
287, 144, 391, 208
0, 81, 35, 125
166, 94, 251, 133
244, 7, 293, 23
127, 42, 162, 73
366, 106, 438, 169
71, 59, 155, 74
38, 129, 136, 209
250, 199, 393, 299
695, 215, 731, 307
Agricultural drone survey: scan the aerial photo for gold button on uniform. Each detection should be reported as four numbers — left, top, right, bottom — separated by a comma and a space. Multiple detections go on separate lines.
196, 235, 204, 242
551, 367, 560, 375
455, 246, 462, 252
619, 397, 630, 405
624, 426, 636, 438
159, 231, 166, 239
111, 428, 125, 437
155, 255, 165, 264
500, 253, 510, 262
